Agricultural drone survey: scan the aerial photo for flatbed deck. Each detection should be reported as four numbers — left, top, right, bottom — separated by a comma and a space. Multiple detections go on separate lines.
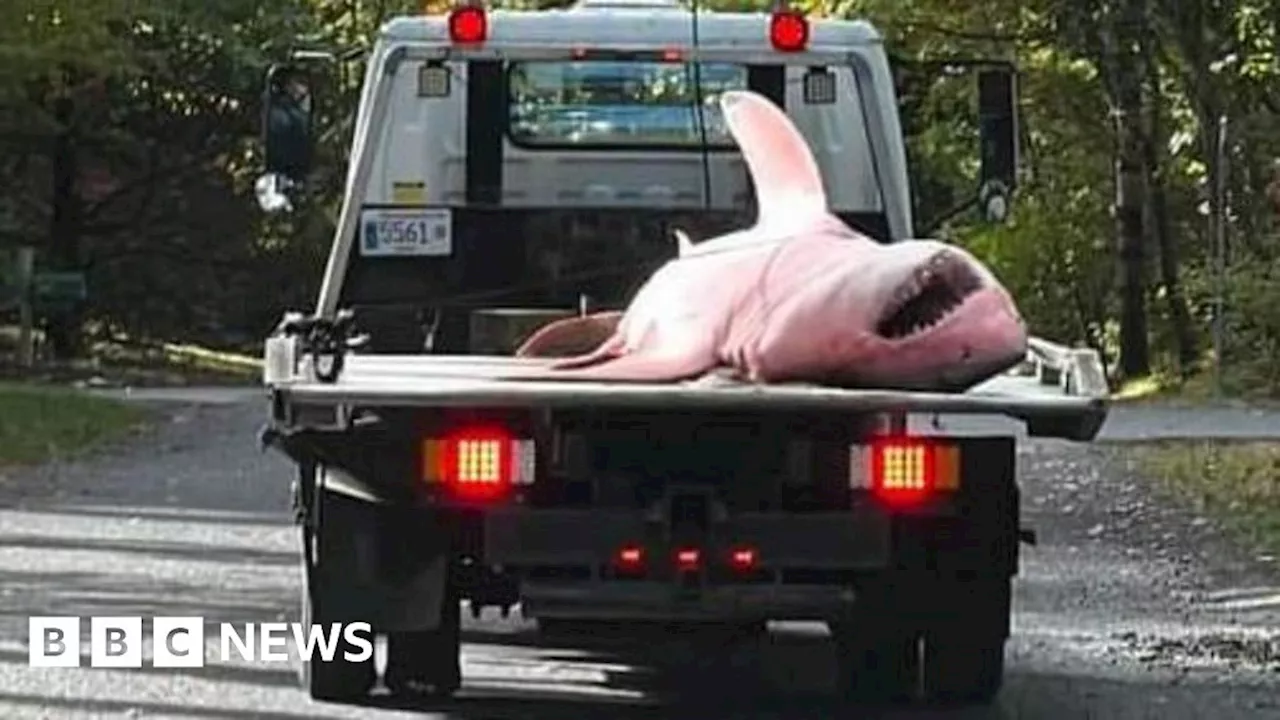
266, 338, 1110, 441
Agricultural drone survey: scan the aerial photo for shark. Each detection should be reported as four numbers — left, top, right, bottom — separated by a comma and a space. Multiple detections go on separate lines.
509, 89, 1027, 392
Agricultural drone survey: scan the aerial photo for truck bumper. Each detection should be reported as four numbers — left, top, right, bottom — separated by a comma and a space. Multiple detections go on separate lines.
520, 581, 856, 621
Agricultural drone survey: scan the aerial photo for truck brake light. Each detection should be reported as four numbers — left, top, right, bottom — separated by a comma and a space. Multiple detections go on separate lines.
729, 547, 757, 571
769, 10, 809, 53
675, 548, 700, 571
618, 546, 644, 566
422, 425, 534, 499
852, 438, 960, 504
448, 4, 487, 44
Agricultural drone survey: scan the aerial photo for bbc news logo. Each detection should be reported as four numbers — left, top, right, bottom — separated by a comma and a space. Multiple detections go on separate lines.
28, 616, 373, 668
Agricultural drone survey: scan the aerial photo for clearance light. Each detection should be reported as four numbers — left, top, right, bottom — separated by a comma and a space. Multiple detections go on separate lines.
448, 4, 487, 44
675, 548, 701, 571
617, 545, 644, 568
728, 547, 757, 571
769, 10, 809, 53
422, 425, 535, 499
855, 438, 960, 505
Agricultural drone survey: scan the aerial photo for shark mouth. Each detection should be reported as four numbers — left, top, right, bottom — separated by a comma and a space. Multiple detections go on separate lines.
876, 252, 984, 340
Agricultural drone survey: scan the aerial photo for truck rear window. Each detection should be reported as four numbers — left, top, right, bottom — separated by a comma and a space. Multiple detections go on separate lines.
506, 60, 748, 149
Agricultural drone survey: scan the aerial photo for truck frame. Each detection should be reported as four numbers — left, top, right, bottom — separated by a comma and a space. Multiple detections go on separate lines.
257, 0, 1110, 708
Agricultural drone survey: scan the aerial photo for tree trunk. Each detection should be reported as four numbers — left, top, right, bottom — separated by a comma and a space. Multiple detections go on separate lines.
1110, 0, 1151, 379
47, 93, 84, 360
1141, 40, 1197, 374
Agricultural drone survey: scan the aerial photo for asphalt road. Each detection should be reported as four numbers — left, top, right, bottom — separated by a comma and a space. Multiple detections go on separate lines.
1, 392, 1279, 719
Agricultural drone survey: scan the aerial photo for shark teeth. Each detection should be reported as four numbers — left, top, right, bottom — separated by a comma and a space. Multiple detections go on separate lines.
876, 252, 983, 340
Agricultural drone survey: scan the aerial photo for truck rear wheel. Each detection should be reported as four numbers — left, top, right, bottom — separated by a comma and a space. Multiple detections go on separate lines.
298, 495, 377, 702
829, 616, 919, 705
299, 584, 376, 701
829, 576, 1010, 706
384, 575, 462, 700
919, 578, 1010, 705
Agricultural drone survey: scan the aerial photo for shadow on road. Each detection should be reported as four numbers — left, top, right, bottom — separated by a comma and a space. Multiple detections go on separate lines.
15, 502, 295, 527
0, 533, 297, 566
3, 560, 1278, 719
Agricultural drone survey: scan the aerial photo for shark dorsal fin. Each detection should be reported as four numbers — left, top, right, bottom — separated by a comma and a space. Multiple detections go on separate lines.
673, 228, 695, 257
718, 90, 829, 231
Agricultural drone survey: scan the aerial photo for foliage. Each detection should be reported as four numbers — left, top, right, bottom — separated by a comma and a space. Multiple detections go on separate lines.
1134, 440, 1280, 556
0, 381, 147, 467
0, 0, 1276, 393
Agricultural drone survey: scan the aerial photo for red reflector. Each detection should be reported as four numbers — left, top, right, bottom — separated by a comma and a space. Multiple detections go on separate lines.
448, 5, 487, 44
618, 546, 644, 567
729, 547, 757, 570
870, 438, 936, 505
440, 425, 511, 499
769, 11, 809, 52
675, 548, 700, 570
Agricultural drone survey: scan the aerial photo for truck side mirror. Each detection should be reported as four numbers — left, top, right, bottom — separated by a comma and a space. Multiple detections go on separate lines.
259, 63, 314, 209
976, 68, 1018, 224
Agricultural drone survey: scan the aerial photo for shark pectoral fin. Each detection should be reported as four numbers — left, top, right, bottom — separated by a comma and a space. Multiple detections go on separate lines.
718, 90, 829, 227
511, 345, 718, 383
515, 312, 624, 359
547, 331, 627, 370
504, 328, 718, 383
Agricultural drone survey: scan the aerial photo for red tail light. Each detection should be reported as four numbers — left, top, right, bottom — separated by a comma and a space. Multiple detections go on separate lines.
448, 4, 487, 44
728, 547, 757, 571
866, 437, 960, 505
675, 548, 701, 572
769, 10, 809, 52
422, 424, 534, 500
617, 545, 644, 568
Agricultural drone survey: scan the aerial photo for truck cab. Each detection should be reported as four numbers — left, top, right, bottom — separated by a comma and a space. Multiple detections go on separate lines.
257, 0, 1099, 711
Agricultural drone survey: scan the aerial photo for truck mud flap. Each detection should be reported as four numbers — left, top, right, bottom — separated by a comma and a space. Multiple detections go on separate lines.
310, 475, 451, 633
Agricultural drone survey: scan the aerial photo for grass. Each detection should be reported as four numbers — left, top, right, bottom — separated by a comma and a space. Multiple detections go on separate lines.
1113, 368, 1221, 403
88, 335, 261, 384
1111, 366, 1280, 407
1133, 440, 1280, 557
0, 382, 149, 467
0, 324, 260, 388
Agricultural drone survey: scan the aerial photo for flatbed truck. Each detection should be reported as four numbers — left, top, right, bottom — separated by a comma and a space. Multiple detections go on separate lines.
256, 0, 1110, 707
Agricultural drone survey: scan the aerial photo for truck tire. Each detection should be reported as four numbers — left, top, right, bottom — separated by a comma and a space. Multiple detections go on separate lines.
829, 614, 919, 705
384, 574, 462, 700
920, 578, 1010, 705
298, 511, 377, 702
299, 583, 376, 701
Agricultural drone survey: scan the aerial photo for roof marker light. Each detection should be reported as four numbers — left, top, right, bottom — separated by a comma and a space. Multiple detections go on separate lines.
448, 3, 487, 44
769, 9, 809, 53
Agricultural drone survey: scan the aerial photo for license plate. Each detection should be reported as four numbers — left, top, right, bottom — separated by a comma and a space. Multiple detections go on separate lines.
359, 208, 452, 257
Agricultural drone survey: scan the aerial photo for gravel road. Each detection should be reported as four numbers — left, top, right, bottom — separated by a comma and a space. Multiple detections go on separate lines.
1, 392, 1279, 719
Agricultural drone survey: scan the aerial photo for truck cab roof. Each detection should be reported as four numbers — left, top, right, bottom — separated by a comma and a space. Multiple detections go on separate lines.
380, 0, 884, 50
